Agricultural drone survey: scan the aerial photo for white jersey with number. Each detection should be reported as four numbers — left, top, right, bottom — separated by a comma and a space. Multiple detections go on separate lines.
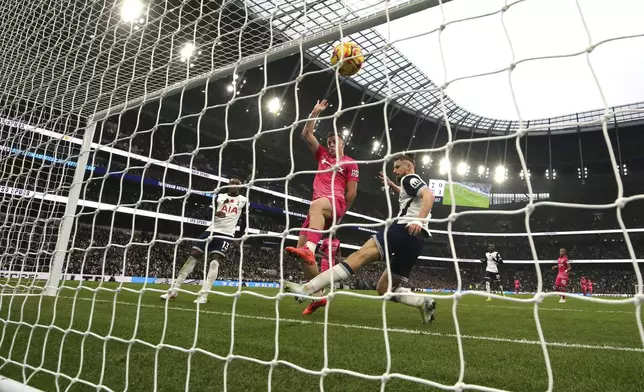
484, 251, 503, 273
206, 193, 247, 236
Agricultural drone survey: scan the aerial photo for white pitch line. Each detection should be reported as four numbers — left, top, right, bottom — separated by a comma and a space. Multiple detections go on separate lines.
52, 296, 644, 353
458, 303, 636, 314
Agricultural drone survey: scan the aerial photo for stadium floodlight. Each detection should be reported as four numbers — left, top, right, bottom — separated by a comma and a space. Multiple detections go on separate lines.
226, 84, 234, 92
267, 97, 281, 114
342, 129, 350, 137
179, 42, 196, 62
120, 0, 144, 22
520, 169, 531, 179
422, 155, 431, 165
477, 165, 485, 175
439, 158, 450, 175
457, 162, 469, 176
494, 165, 506, 183
372, 141, 381, 151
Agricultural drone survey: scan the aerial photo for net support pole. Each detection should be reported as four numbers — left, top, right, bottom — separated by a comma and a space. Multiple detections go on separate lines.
44, 121, 97, 297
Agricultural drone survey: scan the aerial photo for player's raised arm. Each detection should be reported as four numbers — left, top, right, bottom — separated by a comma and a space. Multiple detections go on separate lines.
301, 100, 328, 155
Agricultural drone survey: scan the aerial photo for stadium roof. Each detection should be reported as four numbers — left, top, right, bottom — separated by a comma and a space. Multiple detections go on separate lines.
3, 0, 644, 136
247, 0, 644, 135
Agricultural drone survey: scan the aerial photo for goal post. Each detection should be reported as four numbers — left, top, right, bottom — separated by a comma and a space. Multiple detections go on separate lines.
43, 122, 96, 297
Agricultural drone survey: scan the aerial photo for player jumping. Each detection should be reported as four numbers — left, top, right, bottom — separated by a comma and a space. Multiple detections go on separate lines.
482, 244, 504, 301
285, 100, 359, 315
552, 248, 571, 303
161, 178, 247, 304
283, 154, 436, 323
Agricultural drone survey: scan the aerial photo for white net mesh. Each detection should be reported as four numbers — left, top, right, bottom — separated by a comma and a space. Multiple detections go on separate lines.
0, 0, 643, 391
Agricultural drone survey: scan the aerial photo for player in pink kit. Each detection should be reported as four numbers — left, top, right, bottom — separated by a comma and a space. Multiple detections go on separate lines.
580, 276, 587, 296
319, 237, 341, 273
285, 100, 358, 315
552, 248, 572, 303
585, 278, 593, 296
514, 278, 520, 295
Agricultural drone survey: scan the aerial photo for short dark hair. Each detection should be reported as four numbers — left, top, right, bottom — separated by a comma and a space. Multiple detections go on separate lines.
326, 132, 345, 142
393, 153, 415, 165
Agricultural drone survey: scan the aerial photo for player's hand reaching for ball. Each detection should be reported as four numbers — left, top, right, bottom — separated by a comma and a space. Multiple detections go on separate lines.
379, 171, 395, 188
215, 211, 226, 218
312, 99, 329, 114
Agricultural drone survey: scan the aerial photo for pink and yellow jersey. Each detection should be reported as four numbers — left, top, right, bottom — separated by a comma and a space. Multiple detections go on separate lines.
320, 237, 341, 262
557, 256, 570, 277
580, 277, 587, 288
514, 279, 520, 287
312, 146, 359, 202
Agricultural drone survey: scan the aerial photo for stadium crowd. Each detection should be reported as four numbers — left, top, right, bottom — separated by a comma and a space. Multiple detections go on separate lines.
1, 118, 643, 296
49, 222, 640, 295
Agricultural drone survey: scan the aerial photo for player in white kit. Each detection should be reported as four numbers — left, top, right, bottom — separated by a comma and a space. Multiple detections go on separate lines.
161, 178, 247, 304
482, 244, 504, 302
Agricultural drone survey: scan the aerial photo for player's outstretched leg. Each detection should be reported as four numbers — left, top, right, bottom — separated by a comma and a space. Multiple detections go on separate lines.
498, 283, 505, 297
161, 250, 202, 300
283, 238, 435, 323
376, 272, 435, 323
194, 256, 221, 304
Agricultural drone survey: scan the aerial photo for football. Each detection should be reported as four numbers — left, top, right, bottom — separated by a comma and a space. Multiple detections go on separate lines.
330, 41, 364, 77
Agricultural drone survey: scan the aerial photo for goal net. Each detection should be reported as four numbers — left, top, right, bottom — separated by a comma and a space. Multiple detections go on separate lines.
0, 0, 643, 391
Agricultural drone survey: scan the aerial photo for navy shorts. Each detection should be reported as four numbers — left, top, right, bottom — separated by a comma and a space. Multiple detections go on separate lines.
192, 231, 233, 257
372, 224, 425, 281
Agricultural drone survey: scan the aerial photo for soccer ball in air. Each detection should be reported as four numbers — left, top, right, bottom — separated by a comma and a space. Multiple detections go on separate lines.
330, 42, 364, 77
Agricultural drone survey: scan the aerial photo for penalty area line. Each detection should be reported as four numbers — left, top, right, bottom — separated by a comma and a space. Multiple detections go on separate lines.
58, 296, 644, 353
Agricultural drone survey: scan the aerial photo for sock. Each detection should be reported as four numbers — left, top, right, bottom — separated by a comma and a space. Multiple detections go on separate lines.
305, 229, 323, 250
305, 241, 317, 253
390, 287, 424, 307
304, 262, 353, 293
199, 259, 220, 298
485, 281, 491, 295
171, 256, 198, 291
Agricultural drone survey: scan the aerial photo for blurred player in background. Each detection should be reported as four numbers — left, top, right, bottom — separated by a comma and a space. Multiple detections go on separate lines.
285, 99, 359, 315
284, 154, 436, 323
585, 278, 593, 296
514, 277, 520, 295
580, 275, 588, 296
482, 244, 504, 302
319, 236, 341, 274
552, 248, 571, 303
161, 179, 247, 304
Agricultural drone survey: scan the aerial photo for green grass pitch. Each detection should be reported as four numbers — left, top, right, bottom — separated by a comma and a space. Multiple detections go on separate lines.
0, 282, 642, 391
443, 183, 490, 209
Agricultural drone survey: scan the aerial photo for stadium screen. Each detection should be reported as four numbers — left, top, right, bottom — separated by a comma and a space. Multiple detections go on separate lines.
428, 179, 492, 209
